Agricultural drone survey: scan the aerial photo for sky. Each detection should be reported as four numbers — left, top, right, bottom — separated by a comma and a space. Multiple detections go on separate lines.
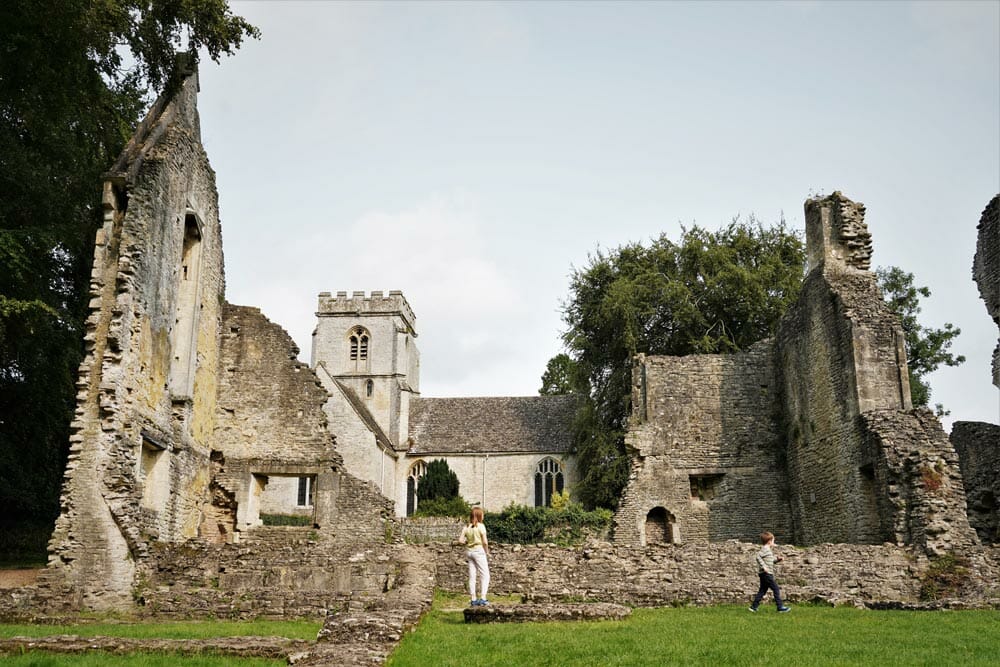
194, 0, 1000, 430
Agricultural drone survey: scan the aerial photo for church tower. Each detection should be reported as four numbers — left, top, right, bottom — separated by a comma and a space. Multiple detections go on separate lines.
311, 290, 420, 448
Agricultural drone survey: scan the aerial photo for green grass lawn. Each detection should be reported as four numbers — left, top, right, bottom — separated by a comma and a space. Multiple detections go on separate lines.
387, 593, 1000, 666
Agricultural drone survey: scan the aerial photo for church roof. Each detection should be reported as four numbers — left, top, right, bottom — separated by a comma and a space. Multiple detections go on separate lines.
407, 395, 578, 455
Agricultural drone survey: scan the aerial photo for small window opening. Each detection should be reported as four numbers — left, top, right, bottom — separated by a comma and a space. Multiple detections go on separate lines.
689, 474, 724, 501
366, 379, 374, 398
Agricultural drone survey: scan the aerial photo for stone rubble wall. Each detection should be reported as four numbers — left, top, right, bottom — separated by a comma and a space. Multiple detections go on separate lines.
950, 421, 1000, 545
44, 68, 225, 612
429, 541, 1000, 609
861, 411, 978, 556
973, 195, 999, 389
616, 341, 790, 546
133, 528, 399, 620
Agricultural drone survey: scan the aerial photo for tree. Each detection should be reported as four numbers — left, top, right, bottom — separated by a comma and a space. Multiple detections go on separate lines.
560, 217, 806, 509
539, 353, 578, 395
876, 266, 964, 414
417, 459, 461, 503
0, 1, 257, 536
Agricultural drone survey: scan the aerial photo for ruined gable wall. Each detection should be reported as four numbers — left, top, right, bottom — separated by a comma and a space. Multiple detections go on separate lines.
615, 341, 790, 545
951, 421, 1000, 545
973, 195, 999, 388
776, 269, 902, 545
45, 70, 224, 611
777, 192, 976, 554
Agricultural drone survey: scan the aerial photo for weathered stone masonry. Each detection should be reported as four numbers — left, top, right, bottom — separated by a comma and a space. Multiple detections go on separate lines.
617, 192, 978, 557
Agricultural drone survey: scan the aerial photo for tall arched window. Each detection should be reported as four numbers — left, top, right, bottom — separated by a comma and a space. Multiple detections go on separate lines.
349, 326, 370, 362
406, 460, 427, 517
534, 458, 565, 507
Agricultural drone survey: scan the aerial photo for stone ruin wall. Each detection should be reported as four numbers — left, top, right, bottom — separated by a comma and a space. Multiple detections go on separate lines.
44, 70, 226, 611
949, 421, 1000, 545
973, 195, 999, 389
430, 542, 1000, 609
615, 341, 790, 546
777, 266, 906, 545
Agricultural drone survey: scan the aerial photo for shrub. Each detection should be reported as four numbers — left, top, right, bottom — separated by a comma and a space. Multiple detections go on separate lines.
260, 513, 312, 527
418, 459, 460, 502
413, 496, 471, 518
484, 503, 612, 545
919, 553, 971, 601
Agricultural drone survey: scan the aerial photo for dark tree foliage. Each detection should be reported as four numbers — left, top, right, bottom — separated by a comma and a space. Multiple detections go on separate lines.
0, 0, 257, 530
539, 353, 578, 395
560, 217, 806, 509
417, 459, 460, 503
876, 266, 964, 414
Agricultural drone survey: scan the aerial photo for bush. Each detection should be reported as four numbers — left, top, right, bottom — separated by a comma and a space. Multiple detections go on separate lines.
260, 513, 312, 527
483, 503, 612, 546
919, 553, 971, 601
413, 496, 471, 518
418, 459, 460, 502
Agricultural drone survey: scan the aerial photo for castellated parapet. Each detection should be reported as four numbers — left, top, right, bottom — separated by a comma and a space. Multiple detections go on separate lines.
316, 290, 416, 335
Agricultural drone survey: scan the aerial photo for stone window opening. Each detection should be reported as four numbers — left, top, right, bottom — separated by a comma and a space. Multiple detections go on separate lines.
169, 212, 203, 399
366, 379, 374, 398
349, 326, 370, 364
689, 474, 724, 502
406, 460, 427, 517
297, 476, 315, 508
534, 457, 565, 507
644, 506, 677, 545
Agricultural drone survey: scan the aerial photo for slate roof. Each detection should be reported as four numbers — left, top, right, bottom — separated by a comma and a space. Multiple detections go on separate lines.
407, 395, 578, 455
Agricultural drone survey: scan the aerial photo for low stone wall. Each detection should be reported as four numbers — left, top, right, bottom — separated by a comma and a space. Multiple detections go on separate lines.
428, 540, 1000, 608
397, 517, 463, 543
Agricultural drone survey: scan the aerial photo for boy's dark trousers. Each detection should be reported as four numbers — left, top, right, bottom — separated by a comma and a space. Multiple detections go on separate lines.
751, 572, 783, 609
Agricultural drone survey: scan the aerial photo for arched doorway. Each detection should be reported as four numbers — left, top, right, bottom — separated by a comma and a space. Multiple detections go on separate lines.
644, 506, 676, 545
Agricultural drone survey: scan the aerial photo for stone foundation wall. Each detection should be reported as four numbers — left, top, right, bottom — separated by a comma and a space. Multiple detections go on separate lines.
951, 421, 1000, 545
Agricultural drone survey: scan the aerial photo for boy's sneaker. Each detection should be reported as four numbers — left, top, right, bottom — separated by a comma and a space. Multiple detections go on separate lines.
777, 606, 791, 613
748, 607, 757, 612
478, 599, 489, 606
470, 599, 480, 607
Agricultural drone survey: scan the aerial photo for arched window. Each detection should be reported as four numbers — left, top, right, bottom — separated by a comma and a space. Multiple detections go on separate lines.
406, 460, 427, 517
366, 379, 374, 398
349, 326, 370, 362
534, 457, 564, 507
169, 213, 202, 398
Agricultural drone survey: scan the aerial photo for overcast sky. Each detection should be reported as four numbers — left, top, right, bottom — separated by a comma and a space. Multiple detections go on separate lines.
195, 0, 999, 430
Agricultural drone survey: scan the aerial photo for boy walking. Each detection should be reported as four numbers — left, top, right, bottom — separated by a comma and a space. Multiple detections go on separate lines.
749, 531, 790, 613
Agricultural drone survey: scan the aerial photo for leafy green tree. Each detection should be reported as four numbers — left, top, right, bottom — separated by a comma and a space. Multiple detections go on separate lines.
539, 353, 579, 395
0, 1, 257, 536
876, 266, 964, 413
417, 459, 461, 503
561, 217, 806, 509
